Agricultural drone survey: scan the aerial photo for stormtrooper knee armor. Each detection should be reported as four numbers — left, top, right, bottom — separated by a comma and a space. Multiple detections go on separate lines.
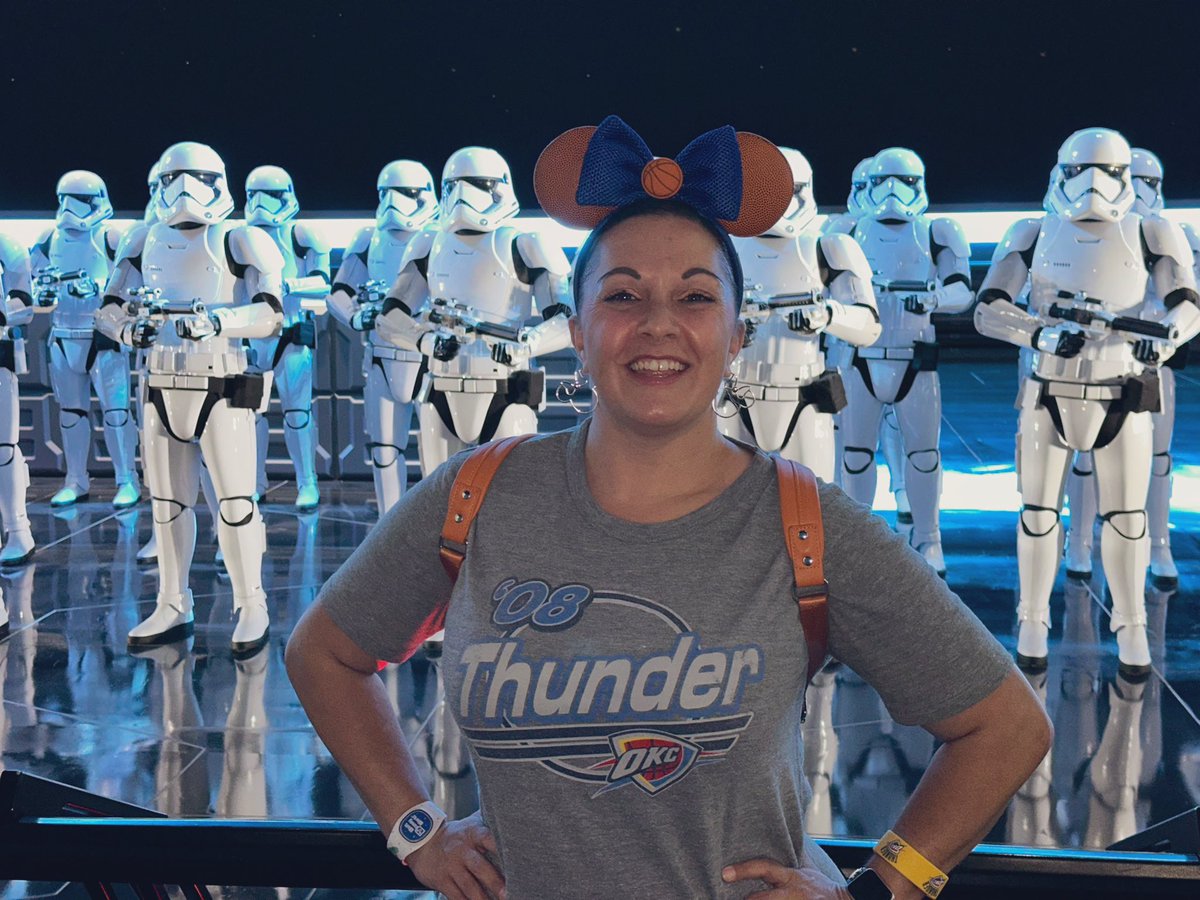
245, 165, 330, 511
376, 147, 573, 477
0, 234, 36, 566
31, 171, 140, 509
97, 141, 284, 655
723, 147, 880, 483
326, 160, 438, 516
842, 148, 975, 574
976, 128, 1200, 676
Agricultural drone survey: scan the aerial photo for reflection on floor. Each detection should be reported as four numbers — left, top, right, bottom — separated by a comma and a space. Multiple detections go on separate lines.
2, 357, 1200, 896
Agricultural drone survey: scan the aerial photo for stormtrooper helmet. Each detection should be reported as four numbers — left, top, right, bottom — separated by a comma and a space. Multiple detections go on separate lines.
246, 165, 300, 227
866, 148, 928, 221
154, 141, 236, 227
440, 147, 519, 232
375, 160, 438, 231
1048, 128, 1134, 222
55, 170, 114, 231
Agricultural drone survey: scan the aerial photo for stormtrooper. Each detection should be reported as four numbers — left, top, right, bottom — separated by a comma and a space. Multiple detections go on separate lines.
376, 146, 572, 475
244, 165, 330, 511
0, 234, 35, 569
30, 171, 140, 509
975, 127, 1200, 676
841, 148, 975, 574
326, 160, 439, 515
721, 147, 880, 481
96, 141, 284, 655
1064, 148, 1192, 589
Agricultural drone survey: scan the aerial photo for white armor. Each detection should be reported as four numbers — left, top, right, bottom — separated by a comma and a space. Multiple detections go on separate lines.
326, 159, 437, 516
0, 233, 36, 567
721, 147, 880, 482
31, 170, 140, 509
245, 165, 330, 511
975, 128, 1200, 675
96, 141, 284, 655
841, 148, 974, 574
377, 146, 573, 477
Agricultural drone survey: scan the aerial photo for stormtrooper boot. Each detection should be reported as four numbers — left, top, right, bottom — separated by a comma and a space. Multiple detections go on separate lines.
129, 589, 195, 647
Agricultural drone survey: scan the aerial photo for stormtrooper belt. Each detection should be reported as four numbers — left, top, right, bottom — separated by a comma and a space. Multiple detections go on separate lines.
371, 345, 423, 364
856, 346, 915, 361
50, 326, 95, 341
432, 376, 509, 394
1039, 381, 1124, 401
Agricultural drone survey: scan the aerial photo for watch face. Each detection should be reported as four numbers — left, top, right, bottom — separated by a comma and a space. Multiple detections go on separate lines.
400, 809, 435, 843
847, 867, 893, 900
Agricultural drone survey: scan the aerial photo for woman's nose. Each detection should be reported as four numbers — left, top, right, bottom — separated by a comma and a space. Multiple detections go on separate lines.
637, 296, 679, 338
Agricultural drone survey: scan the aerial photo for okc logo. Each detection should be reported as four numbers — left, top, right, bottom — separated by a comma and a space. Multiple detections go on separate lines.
605, 731, 701, 795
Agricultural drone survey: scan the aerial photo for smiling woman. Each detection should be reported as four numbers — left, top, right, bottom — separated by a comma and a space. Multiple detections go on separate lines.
285, 116, 1053, 900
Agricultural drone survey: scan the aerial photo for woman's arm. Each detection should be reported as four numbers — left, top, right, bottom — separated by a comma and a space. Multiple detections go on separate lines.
724, 669, 1051, 899
286, 605, 505, 900
862, 668, 1053, 898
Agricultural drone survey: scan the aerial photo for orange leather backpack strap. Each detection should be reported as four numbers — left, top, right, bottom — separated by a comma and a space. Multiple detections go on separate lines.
439, 434, 535, 582
773, 457, 830, 680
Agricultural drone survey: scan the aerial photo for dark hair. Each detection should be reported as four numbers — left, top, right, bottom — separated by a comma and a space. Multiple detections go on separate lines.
570, 199, 744, 314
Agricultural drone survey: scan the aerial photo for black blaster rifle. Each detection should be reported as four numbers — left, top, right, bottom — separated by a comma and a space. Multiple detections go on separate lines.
1047, 290, 1175, 341
742, 289, 823, 321
34, 267, 94, 306
125, 286, 207, 320
426, 298, 522, 343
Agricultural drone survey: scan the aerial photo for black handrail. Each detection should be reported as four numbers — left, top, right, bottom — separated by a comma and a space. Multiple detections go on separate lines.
1, 772, 1197, 895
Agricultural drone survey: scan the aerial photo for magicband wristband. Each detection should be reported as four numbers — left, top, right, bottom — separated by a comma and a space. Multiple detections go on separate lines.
873, 830, 949, 899
386, 800, 447, 865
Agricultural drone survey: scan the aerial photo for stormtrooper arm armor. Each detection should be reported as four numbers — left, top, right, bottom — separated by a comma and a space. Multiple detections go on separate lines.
0, 233, 34, 328
1143, 217, 1200, 345
95, 224, 147, 344
515, 231, 573, 357
974, 217, 1043, 348
930, 217, 975, 313
293, 222, 331, 284
326, 226, 371, 328
376, 233, 435, 351
816, 232, 880, 346
214, 226, 285, 339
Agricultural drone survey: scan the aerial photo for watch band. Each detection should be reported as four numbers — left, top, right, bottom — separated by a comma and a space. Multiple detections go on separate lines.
846, 866, 894, 900
385, 800, 447, 864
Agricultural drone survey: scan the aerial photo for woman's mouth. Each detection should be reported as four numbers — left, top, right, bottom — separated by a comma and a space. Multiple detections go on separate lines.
628, 357, 688, 373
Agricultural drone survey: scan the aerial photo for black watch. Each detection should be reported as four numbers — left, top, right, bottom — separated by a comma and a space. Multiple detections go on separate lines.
846, 866, 894, 900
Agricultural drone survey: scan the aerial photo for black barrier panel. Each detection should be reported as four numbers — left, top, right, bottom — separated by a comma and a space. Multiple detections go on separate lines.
1, 772, 1198, 896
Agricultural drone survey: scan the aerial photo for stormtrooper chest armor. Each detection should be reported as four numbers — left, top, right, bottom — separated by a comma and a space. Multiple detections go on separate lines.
1030, 215, 1148, 383
736, 234, 827, 383
49, 228, 110, 331
141, 222, 247, 377
426, 228, 529, 326
855, 217, 936, 344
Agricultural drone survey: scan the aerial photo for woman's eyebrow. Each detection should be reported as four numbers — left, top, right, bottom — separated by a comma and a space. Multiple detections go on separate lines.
599, 266, 641, 281
682, 267, 720, 280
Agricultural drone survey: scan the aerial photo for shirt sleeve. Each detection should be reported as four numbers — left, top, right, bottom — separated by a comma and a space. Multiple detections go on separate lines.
319, 453, 468, 663
818, 483, 1015, 726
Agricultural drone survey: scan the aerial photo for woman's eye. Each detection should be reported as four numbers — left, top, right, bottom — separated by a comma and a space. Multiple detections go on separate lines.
683, 292, 716, 304
602, 290, 637, 303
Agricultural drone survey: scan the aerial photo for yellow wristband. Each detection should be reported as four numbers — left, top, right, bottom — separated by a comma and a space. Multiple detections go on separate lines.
874, 830, 949, 899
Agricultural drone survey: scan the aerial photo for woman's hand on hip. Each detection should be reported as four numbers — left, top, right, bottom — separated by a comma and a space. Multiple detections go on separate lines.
407, 810, 505, 900
722, 858, 852, 899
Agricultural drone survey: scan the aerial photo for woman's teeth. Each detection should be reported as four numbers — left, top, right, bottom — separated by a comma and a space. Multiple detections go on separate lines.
629, 359, 685, 372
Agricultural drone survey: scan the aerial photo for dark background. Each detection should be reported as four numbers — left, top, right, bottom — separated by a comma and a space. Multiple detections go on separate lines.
4, 0, 1200, 214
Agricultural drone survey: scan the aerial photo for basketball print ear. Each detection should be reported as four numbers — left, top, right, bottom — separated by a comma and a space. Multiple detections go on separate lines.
718, 133, 794, 238
534, 125, 614, 230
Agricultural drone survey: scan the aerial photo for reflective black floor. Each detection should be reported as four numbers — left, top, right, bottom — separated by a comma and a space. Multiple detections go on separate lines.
3, 357, 1200, 896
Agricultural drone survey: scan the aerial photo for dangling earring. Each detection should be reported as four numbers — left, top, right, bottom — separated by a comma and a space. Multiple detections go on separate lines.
712, 372, 754, 418
556, 367, 595, 414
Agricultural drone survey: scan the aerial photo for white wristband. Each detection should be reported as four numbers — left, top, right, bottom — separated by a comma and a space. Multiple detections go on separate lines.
386, 801, 447, 864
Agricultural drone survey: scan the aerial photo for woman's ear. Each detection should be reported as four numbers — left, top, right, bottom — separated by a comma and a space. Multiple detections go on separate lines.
569, 315, 586, 369
728, 317, 746, 364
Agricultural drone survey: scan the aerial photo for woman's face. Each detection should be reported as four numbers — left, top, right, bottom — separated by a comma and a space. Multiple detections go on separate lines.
570, 213, 744, 436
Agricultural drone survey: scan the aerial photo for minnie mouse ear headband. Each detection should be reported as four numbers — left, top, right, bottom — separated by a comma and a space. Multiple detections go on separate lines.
533, 115, 793, 238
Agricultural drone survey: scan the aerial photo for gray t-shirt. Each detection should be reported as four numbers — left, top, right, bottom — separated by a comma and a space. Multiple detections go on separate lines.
323, 422, 1012, 898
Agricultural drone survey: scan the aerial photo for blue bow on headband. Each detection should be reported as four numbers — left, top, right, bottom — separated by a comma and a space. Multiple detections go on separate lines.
575, 115, 744, 221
